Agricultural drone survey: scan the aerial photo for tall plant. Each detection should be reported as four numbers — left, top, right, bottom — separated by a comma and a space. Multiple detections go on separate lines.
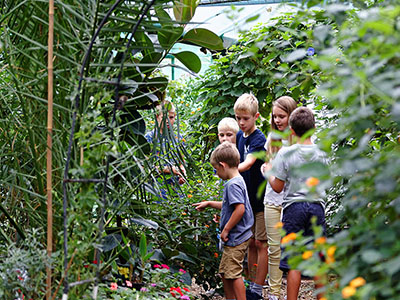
0, 0, 224, 297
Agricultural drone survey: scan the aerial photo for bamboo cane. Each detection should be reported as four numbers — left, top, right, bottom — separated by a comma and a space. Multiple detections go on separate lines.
46, 0, 54, 299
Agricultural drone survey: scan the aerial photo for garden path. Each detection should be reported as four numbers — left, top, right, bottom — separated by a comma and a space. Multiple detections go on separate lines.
191, 278, 317, 299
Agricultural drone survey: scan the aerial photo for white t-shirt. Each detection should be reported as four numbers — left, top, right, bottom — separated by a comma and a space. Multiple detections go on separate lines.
263, 133, 288, 207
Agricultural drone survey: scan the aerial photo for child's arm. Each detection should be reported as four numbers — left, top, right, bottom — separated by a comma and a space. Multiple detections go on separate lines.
192, 201, 222, 211
220, 203, 245, 242
264, 162, 285, 193
238, 154, 257, 172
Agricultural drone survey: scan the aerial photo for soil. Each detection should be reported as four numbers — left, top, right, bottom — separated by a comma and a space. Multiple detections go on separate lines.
191, 278, 317, 299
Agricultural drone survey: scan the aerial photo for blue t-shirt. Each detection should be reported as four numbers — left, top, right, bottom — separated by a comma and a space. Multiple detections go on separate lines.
236, 129, 267, 213
220, 176, 254, 247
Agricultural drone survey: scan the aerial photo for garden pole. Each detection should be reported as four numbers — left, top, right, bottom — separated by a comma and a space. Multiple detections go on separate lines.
46, 0, 54, 299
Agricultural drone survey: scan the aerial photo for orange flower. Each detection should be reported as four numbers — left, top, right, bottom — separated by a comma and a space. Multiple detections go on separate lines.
214, 252, 219, 258
327, 245, 336, 257
181, 212, 187, 215
342, 286, 356, 298
253, 263, 258, 267
187, 194, 193, 198
302, 250, 313, 260
350, 277, 366, 288
315, 237, 327, 245
274, 221, 283, 229
181, 138, 186, 142
336, 58, 340, 62
205, 224, 209, 228
320, 298, 327, 300
191, 111, 195, 115
306, 177, 320, 187
281, 232, 297, 244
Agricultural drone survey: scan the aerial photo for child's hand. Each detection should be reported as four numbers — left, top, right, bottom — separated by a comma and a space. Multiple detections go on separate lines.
261, 162, 272, 176
220, 229, 229, 242
192, 201, 208, 211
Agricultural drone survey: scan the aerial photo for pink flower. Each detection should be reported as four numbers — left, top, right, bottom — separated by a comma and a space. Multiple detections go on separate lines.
110, 282, 118, 291
181, 296, 190, 300
161, 264, 170, 270
153, 264, 161, 269
151, 283, 157, 287
140, 287, 148, 292
126, 280, 132, 287
179, 268, 186, 274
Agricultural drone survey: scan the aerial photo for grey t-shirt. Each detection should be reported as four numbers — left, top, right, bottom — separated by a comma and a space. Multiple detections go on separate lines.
220, 176, 254, 247
272, 144, 328, 210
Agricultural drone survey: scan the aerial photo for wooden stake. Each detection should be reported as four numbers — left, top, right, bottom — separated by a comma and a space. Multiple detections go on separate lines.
47, 0, 54, 299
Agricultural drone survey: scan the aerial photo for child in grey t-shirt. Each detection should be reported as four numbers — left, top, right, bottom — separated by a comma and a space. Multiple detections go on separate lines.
193, 142, 253, 300
265, 107, 327, 300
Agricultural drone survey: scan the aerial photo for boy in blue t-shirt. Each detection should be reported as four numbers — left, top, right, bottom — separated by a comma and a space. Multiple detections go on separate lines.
234, 93, 267, 299
193, 142, 253, 300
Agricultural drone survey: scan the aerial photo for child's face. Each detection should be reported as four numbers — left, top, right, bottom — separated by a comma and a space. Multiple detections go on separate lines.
156, 111, 176, 130
235, 110, 259, 135
272, 106, 289, 131
213, 162, 229, 180
218, 128, 236, 144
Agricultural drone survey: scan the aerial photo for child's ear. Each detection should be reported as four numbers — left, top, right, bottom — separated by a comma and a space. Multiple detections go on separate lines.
219, 161, 228, 168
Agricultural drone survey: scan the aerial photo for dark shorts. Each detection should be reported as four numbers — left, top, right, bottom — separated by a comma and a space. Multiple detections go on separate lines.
279, 202, 325, 272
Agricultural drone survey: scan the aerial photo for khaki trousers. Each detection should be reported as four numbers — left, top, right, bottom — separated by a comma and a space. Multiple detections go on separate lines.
265, 204, 283, 296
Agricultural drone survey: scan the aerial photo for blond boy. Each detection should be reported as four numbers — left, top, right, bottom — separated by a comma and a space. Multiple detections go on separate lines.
234, 93, 267, 299
218, 117, 240, 144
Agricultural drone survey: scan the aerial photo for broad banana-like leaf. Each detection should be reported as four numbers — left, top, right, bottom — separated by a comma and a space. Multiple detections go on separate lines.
173, 0, 198, 23
158, 25, 184, 50
182, 28, 224, 50
172, 51, 201, 73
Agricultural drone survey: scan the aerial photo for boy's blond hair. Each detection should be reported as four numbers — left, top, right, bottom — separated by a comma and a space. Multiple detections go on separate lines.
155, 100, 176, 116
233, 93, 259, 116
210, 142, 240, 168
218, 117, 240, 134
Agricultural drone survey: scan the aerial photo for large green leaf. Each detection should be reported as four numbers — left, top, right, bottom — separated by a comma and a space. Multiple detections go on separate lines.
171, 51, 201, 73
155, 6, 172, 25
173, 0, 198, 23
133, 31, 154, 57
139, 51, 163, 74
158, 25, 184, 50
182, 28, 224, 50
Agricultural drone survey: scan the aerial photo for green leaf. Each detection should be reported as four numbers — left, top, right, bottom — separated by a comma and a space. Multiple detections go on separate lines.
139, 51, 163, 74
246, 14, 260, 23
158, 26, 184, 49
182, 28, 224, 50
171, 251, 196, 264
155, 6, 172, 25
172, 51, 201, 73
139, 233, 147, 259
173, 0, 198, 23
361, 249, 383, 264
134, 31, 154, 57
284, 48, 306, 62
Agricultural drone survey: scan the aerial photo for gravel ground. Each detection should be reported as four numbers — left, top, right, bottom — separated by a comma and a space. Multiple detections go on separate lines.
191, 277, 317, 299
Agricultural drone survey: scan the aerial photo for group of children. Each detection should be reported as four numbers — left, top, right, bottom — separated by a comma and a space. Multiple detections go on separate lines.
149, 94, 327, 300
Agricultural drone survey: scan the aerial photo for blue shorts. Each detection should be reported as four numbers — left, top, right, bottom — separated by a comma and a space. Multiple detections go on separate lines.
280, 202, 325, 272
